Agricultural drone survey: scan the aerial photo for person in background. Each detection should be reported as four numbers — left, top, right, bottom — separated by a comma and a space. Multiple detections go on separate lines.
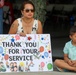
3, 0, 14, 34
54, 26, 76, 72
8, 0, 43, 36
0, 0, 4, 34
3, 0, 14, 25
0, 0, 4, 7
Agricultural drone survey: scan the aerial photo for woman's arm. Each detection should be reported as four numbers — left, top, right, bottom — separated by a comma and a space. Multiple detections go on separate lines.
8, 20, 18, 34
37, 20, 43, 34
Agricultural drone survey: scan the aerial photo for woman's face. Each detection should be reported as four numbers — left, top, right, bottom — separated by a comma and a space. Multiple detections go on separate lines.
22, 4, 34, 19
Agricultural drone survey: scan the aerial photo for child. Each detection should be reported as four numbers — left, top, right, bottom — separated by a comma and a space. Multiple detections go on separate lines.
54, 26, 76, 72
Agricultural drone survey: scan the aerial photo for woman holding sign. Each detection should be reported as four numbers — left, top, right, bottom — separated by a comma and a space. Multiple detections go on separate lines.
8, 1, 43, 36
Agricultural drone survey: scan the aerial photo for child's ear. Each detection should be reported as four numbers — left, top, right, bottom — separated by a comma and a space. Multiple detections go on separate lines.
69, 35, 72, 39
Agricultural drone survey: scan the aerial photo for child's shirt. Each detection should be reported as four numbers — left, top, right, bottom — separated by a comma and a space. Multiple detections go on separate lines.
63, 40, 76, 60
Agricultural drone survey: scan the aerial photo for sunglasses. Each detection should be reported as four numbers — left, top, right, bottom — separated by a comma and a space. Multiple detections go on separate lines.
24, 9, 35, 13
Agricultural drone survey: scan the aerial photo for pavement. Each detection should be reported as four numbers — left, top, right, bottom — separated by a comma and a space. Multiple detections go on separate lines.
0, 71, 76, 75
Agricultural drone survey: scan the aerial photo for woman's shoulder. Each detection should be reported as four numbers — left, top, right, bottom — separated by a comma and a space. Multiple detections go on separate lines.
34, 19, 42, 25
13, 18, 21, 23
34, 19, 41, 22
12, 18, 20, 25
17, 18, 21, 20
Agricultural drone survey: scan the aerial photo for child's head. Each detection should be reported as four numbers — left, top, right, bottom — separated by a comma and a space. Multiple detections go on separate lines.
69, 26, 76, 43
70, 26, 76, 35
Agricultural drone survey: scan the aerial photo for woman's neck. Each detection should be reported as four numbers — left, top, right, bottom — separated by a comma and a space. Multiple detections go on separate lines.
22, 17, 33, 24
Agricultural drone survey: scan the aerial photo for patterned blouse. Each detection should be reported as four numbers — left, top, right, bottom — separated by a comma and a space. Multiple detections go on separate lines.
17, 18, 38, 34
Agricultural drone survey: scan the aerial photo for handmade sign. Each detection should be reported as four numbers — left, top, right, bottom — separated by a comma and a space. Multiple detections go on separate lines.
0, 34, 53, 72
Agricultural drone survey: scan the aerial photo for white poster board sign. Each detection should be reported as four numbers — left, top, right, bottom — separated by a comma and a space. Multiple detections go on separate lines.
0, 34, 53, 72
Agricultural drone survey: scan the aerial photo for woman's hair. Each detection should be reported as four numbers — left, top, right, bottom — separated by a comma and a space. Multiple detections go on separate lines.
70, 26, 76, 35
20, 0, 35, 11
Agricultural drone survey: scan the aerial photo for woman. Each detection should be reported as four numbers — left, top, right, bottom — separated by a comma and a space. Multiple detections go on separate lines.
8, 1, 43, 36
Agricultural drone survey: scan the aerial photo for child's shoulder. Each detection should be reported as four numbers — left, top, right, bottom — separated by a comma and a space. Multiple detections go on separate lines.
65, 40, 72, 46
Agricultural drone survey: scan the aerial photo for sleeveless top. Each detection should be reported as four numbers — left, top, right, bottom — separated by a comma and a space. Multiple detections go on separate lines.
17, 18, 38, 34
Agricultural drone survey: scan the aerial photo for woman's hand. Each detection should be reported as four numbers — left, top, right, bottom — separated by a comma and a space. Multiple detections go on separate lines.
20, 32, 26, 36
